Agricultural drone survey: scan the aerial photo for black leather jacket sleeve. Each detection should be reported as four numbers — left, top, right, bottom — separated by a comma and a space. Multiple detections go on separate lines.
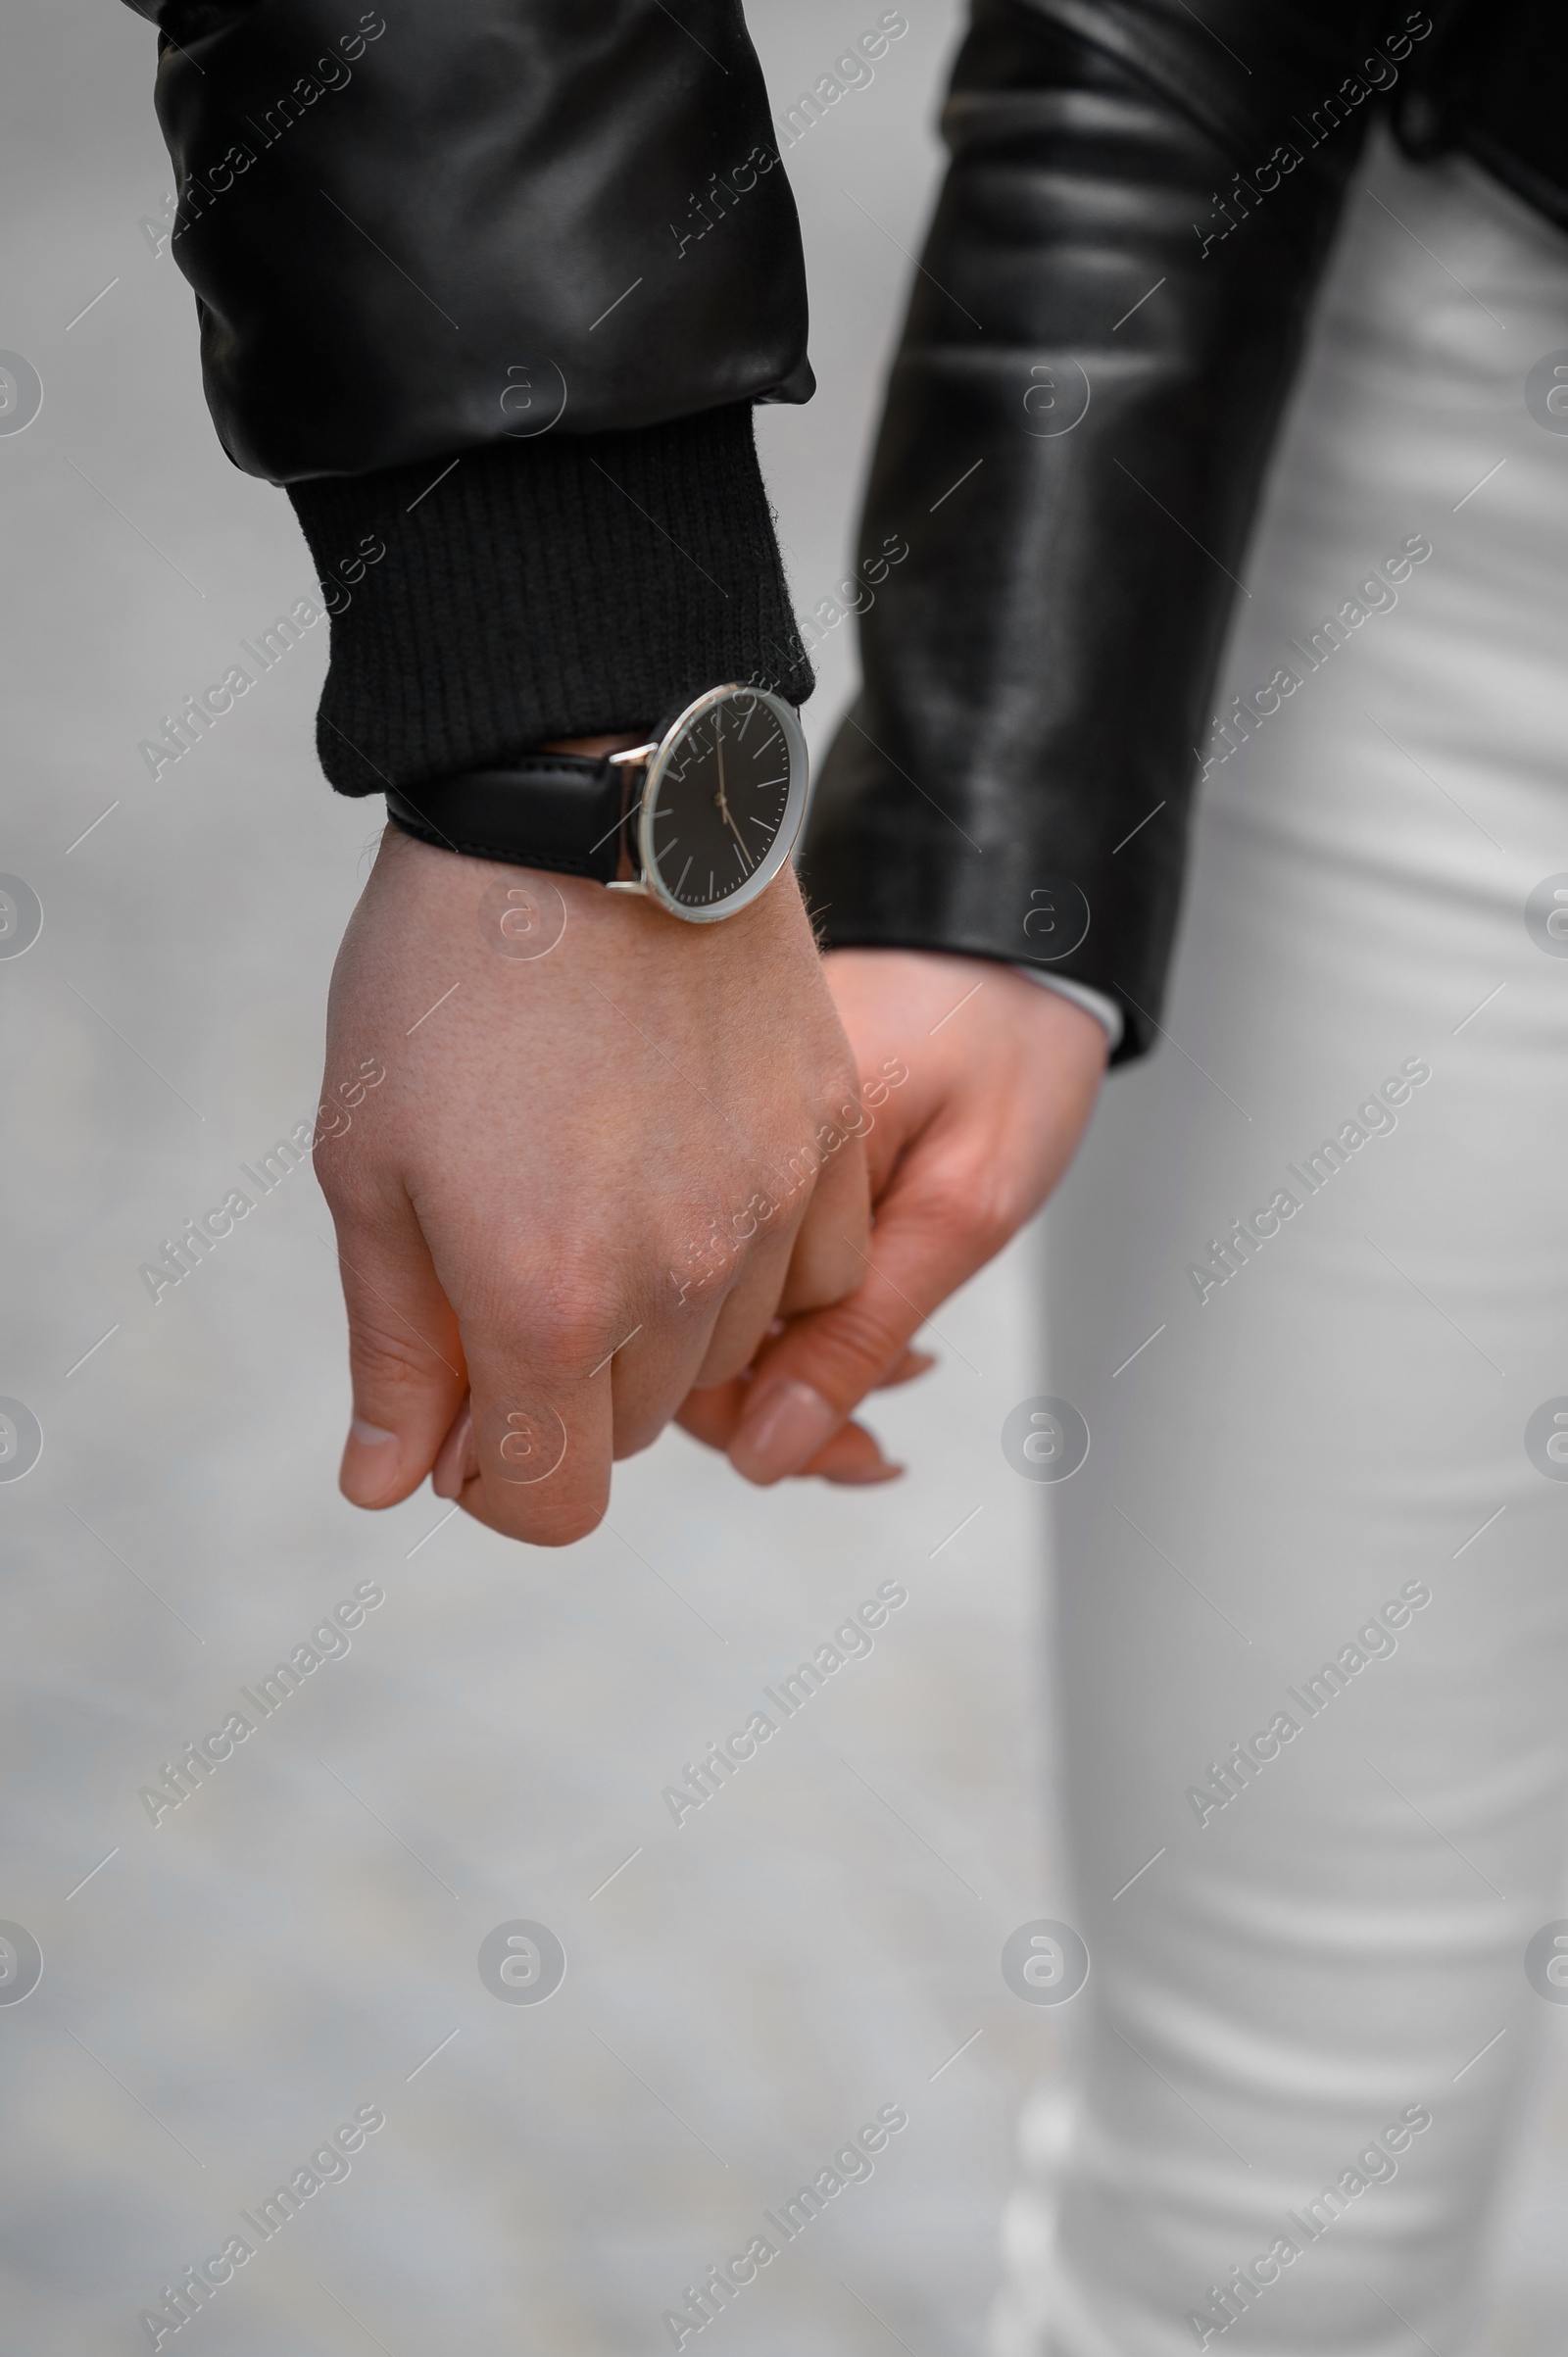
123, 0, 811, 475
800, 0, 1434, 1060
122, 0, 815, 785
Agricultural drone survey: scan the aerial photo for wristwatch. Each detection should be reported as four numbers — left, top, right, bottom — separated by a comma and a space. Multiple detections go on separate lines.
386, 684, 809, 923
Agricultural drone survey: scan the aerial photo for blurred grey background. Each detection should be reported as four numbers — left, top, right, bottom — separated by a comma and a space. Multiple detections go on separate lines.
5, 6, 1568, 2354
0, 6, 1070, 2352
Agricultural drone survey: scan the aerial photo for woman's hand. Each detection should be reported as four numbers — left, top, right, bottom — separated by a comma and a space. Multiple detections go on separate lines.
676, 949, 1108, 1484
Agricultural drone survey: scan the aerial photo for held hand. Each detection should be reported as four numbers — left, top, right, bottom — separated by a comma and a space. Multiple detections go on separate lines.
316, 826, 869, 1545
676, 951, 1107, 1485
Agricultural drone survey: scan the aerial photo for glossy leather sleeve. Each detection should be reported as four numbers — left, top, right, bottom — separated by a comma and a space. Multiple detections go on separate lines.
122, 0, 812, 482
801, 0, 1432, 1059
121, 0, 817, 787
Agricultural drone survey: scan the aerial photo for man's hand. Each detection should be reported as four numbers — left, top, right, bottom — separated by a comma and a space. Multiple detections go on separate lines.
316, 826, 870, 1545
676, 951, 1107, 1485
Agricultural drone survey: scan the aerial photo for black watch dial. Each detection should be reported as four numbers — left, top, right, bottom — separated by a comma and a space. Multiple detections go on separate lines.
638, 688, 808, 921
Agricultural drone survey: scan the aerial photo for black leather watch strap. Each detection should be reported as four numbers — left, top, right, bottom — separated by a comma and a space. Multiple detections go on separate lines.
385, 754, 631, 879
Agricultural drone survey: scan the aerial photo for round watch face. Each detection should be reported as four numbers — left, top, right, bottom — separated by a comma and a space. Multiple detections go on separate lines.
637, 687, 808, 921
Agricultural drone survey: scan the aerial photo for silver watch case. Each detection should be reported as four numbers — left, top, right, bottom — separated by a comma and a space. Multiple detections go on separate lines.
612, 685, 809, 923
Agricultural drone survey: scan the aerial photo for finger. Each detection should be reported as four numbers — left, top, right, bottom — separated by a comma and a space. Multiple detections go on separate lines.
676, 1378, 902, 1483
666, 1107, 898, 1431
596, 1225, 790, 1459
777, 1128, 871, 1314
725, 1148, 989, 1485
330, 1195, 467, 1508
685, 1220, 794, 1392
797, 1418, 904, 1485
606, 1307, 726, 1462
672, 1347, 935, 1459
674, 1377, 748, 1452
432, 1398, 476, 1498
609, 1162, 855, 1446
456, 1301, 616, 1547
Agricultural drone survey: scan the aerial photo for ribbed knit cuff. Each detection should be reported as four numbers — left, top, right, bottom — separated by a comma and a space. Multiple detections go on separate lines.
286, 404, 813, 797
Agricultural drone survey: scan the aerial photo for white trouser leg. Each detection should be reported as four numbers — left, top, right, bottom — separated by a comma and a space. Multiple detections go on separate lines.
996, 128, 1568, 2356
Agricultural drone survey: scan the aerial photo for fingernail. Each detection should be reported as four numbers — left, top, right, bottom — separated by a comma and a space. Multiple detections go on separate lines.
821, 1462, 906, 1486
432, 1403, 476, 1500
729, 1378, 842, 1485
341, 1419, 401, 1507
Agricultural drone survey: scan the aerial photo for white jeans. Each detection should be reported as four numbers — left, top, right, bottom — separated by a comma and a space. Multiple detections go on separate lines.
996, 128, 1568, 2356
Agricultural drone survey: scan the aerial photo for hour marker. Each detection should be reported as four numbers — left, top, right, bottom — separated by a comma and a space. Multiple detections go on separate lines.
732, 841, 748, 871
747, 812, 773, 831
674, 856, 693, 896
708, 872, 715, 899
751, 776, 786, 789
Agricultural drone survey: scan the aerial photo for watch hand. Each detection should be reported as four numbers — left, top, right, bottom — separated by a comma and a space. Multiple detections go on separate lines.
720, 800, 754, 870
710, 710, 755, 869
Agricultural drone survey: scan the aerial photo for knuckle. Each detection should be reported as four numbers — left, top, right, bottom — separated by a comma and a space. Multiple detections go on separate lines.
822, 1056, 864, 1114
316, 1141, 385, 1225
805, 1294, 906, 1393
920, 1159, 1012, 1251
347, 1312, 449, 1397
483, 1265, 615, 1376
536, 1305, 611, 1373
813, 1066, 866, 1143
966, 1170, 1022, 1251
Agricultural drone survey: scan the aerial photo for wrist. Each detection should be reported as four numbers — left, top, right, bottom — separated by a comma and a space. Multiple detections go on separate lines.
388, 684, 809, 923
377, 817, 811, 953
1010, 965, 1123, 1055
821, 946, 1110, 1077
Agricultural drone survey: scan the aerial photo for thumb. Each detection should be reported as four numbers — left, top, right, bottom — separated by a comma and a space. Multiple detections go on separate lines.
328, 1193, 467, 1507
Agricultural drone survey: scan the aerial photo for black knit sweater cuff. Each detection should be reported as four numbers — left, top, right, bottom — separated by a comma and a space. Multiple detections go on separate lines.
286, 404, 813, 797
